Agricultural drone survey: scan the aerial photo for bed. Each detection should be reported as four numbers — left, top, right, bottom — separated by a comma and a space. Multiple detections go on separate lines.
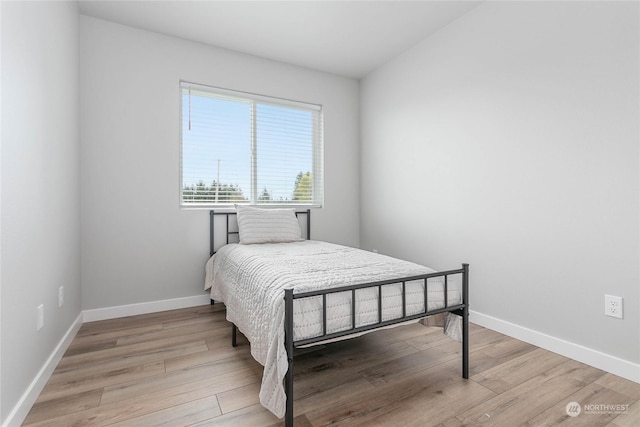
204, 207, 469, 426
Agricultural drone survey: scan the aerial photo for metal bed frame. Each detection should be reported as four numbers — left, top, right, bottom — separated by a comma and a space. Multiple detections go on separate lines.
209, 210, 469, 427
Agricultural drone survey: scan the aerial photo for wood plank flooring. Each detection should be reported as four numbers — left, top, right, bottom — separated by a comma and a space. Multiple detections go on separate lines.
23, 304, 640, 426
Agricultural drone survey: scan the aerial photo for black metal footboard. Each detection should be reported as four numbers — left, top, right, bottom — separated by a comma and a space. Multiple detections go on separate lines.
283, 263, 469, 427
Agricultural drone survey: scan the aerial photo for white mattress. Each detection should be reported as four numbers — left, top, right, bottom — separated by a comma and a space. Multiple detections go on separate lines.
204, 240, 461, 418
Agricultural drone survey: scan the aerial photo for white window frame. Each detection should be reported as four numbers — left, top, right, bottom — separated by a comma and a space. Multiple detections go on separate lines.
179, 81, 324, 208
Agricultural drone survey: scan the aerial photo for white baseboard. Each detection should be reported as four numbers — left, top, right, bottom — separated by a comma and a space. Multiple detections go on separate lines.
83, 294, 211, 322
470, 310, 640, 384
2, 312, 84, 427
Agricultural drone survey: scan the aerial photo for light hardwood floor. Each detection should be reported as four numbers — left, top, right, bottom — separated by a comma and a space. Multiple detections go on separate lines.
23, 304, 640, 426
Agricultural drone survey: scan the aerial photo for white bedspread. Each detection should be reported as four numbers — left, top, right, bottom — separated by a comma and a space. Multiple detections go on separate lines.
204, 240, 461, 418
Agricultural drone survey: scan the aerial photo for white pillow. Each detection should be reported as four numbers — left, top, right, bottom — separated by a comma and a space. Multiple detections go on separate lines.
236, 206, 303, 244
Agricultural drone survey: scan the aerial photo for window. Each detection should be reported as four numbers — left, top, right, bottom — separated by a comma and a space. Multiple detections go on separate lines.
180, 82, 324, 207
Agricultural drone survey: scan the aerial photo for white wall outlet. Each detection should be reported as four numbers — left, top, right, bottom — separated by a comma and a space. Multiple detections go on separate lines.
604, 295, 623, 319
58, 286, 64, 308
372, 249, 378, 253
37, 304, 44, 330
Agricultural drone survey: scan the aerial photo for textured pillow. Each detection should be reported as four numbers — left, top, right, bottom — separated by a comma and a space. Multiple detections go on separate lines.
236, 206, 303, 244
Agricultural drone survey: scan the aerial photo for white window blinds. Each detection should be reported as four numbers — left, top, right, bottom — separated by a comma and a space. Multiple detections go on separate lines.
180, 82, 324, 207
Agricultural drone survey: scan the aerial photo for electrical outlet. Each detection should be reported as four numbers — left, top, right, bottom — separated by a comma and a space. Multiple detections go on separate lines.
37, 304, 44, 330
58, 286, 64, 308
604, 295, 623, 319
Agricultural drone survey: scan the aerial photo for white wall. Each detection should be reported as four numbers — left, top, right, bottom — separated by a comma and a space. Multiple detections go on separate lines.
80, 16, 360, 311
1, 1, 81, 423
361, 1, 639, 368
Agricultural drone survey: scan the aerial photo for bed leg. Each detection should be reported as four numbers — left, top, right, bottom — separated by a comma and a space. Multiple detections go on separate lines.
284, 288, 294, 427
462, 263, 470, 379
285, 360, 294, 427
231, 324, 237, 347
210, 299, 215, 305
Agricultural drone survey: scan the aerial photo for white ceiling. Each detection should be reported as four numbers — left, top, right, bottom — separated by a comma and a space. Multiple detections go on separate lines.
78, 0, 480, 79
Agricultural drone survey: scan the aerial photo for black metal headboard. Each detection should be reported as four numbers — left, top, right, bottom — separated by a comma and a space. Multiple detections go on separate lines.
209, 209, 311, 256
